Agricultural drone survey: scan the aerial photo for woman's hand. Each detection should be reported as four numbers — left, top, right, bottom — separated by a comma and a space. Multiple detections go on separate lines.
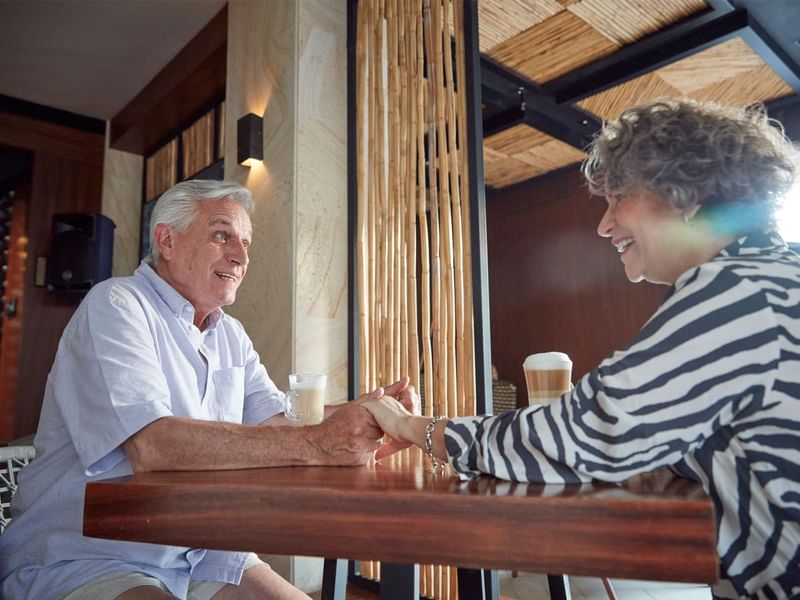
362, 395, 417, 460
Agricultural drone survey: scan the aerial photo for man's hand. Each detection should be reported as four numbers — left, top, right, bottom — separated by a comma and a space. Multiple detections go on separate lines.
306, 385, 385, 466
304, 377, 421, 467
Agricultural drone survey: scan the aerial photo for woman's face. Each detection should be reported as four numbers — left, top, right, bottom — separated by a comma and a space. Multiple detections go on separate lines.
596, 187, 689, 284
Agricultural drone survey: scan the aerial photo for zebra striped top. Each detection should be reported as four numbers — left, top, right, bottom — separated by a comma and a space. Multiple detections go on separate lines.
444, 232, 800, 600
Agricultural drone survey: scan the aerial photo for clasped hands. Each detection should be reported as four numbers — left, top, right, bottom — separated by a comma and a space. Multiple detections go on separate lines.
320, 376, 420, 465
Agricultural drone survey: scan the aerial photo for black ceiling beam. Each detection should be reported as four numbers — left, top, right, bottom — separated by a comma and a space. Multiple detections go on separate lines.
482, 103, 597, 150
483, 105, 525, 138
543, 8, 748, 105
741, 15, 800, 94
480, 56, 601, 149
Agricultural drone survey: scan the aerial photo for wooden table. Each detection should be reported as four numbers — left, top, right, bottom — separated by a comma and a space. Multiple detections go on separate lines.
84, 448, 718, 599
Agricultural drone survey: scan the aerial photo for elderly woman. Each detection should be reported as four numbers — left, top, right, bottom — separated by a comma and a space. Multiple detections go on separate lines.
366, 99, 800, 599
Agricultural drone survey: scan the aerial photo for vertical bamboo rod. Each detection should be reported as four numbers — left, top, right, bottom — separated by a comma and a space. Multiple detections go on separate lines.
397, 0, 410, 381
357, 0, 370, 398
375, 2, 391, 390
415, 0, 435, 420
406, 0, 420, 396
367, 0, 379, 395
423, 0, 443, 420
444, 0, 466, 418
423, 0, 434, 418
454, 0, 476, 416
433, 0, 457, 421
385, 0, 394, 382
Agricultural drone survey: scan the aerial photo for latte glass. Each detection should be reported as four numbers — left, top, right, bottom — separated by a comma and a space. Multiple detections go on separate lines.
284, 373, 327, 426
522, 352, 572, 405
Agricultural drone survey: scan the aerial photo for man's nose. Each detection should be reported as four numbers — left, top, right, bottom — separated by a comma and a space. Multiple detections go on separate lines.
228, 240, 249, 265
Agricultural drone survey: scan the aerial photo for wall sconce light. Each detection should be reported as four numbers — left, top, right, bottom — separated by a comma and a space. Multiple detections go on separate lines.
237, 113, 263, 167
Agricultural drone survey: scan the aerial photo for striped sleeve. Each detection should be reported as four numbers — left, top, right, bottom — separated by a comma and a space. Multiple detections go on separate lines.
444, 263, 782, 483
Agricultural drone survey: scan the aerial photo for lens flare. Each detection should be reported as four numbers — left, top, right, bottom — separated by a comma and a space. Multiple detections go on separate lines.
777, 183, 800, 243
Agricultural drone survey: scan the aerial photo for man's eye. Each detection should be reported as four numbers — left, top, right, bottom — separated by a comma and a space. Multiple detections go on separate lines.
213, 231, 228, 241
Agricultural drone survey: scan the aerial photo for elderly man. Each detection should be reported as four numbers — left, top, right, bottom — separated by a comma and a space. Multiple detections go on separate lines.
0, 180, 411, 600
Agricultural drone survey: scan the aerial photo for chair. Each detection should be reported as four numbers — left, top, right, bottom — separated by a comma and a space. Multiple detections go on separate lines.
0, 445, 36, 534
491, 378, 518, 413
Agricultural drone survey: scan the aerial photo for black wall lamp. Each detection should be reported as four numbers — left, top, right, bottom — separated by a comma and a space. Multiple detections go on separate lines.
237, 113, 263, 167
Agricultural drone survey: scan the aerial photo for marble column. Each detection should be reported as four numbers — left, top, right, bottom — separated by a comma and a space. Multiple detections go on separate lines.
224, 0, 347, 592
101, 125, 143, 277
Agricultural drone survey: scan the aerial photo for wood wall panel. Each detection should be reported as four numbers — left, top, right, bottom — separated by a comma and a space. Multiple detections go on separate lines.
0, 110, 104, 441
0, 112, 104, 166
487, 167, 665, 408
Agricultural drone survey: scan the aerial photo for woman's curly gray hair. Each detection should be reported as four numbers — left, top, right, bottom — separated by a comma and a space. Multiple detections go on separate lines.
582, 99, 798, 218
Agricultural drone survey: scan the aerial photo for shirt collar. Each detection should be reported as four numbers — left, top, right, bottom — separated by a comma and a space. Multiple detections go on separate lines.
668, 230, 787, 298
135, 261, 225, 329
718, 230, 787, 258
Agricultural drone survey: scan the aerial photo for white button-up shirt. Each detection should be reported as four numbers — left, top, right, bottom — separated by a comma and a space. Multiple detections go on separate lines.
0, 263, 285, 600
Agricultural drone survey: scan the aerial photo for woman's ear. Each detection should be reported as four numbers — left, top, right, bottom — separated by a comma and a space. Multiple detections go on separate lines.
153, 223, 174, 260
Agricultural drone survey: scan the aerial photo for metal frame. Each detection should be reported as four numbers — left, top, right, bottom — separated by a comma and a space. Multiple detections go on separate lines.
463, 0, 493, 416
480, 58, 600, 147
483, 3, 800, 151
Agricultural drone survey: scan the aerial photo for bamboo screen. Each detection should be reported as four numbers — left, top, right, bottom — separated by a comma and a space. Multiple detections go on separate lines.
355, 0, 477, 597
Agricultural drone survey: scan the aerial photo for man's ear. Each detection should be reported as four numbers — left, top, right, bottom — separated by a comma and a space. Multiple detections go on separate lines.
153, 223, 174, 260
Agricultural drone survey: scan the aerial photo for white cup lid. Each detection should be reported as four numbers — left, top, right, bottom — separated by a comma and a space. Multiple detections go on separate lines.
523, 352, 572, 370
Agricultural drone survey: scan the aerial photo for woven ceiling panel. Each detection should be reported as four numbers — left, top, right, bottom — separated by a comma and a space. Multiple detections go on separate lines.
568, 0, 708, 45
478, 0, 562, 52
487, 9, 620, 83
656, 37, 764, 92
578, 37, 794, 120
483, 146, 545, 188
692, 64, 793, 106
483, 123, 552, 155
578, 71, 680, 120
483, 0, 708, 83
479, 2, 795, 189
484, 124, 587, 188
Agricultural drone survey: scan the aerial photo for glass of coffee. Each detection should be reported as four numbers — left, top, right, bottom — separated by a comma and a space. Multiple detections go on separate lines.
284, 373, 327, 425
522, 352, 572, 405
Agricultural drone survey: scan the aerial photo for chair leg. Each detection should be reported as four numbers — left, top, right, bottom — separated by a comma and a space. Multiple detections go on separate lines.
547, 575, 571, 600
321, 558, 347, 600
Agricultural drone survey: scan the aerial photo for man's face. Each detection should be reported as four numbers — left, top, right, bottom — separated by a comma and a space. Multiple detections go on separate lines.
156, 197, 252, 324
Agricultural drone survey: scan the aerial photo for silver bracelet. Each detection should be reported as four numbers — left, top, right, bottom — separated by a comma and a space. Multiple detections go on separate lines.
425, 416, 446, 469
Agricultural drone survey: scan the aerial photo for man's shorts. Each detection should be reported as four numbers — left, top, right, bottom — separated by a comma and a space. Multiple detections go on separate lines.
60, 553, 265, 600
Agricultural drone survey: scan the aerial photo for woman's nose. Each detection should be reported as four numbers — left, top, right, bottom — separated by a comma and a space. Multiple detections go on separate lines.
597, 205, 614, 238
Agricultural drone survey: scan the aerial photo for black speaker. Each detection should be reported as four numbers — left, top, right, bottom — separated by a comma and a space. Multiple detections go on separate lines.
46, 213, 115, 292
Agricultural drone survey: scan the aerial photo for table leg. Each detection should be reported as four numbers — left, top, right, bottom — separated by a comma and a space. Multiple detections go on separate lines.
547, 575, 572, 600
457, 568, 499, 600
321, 558, 347, 600
380, 563, 419, 600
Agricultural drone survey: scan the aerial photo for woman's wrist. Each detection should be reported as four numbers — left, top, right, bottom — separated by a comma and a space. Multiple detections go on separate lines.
397, 415, 425, 447
402, 415, 449, 459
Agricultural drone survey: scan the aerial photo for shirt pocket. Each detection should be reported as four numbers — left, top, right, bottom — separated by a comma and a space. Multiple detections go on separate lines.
209, 367, 245, 423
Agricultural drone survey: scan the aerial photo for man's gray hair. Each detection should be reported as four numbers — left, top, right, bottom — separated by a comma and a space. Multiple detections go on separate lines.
146, 180, 254, 266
